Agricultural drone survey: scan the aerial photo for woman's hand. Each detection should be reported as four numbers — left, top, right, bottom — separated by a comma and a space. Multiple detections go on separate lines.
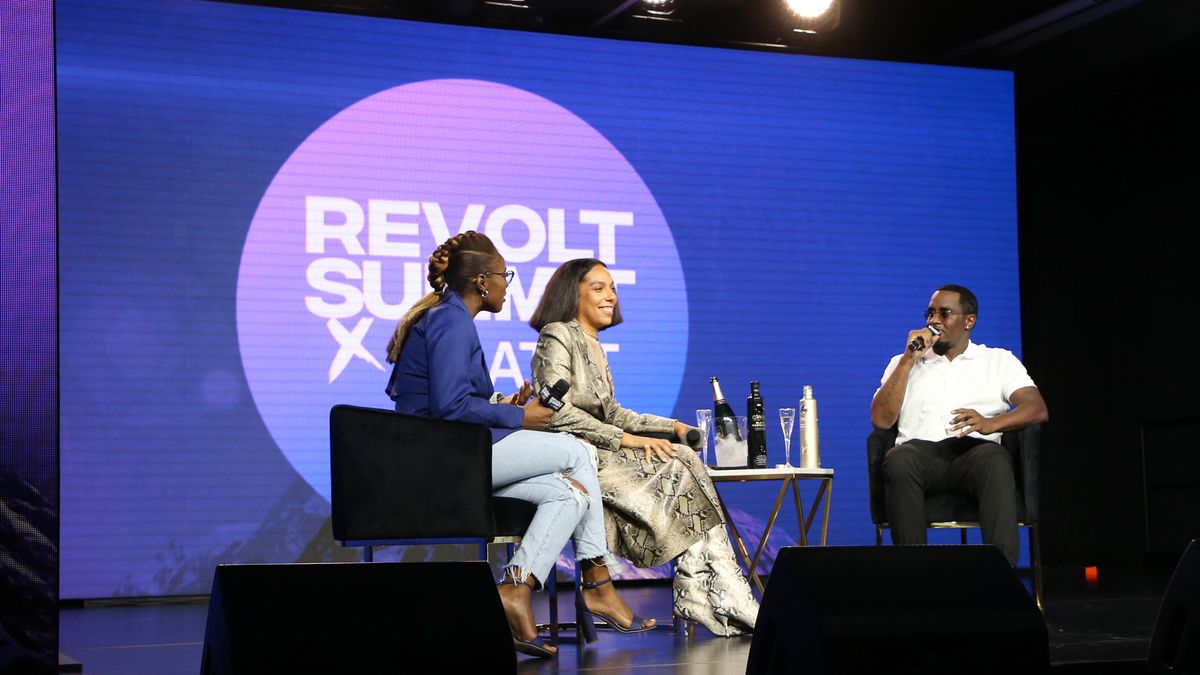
521, 396, 555, 429
621, 433, 677, 463
672, 420, 702, 448
503, 380, 534, 406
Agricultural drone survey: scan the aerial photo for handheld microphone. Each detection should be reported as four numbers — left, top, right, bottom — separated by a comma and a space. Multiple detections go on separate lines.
537, 379, 570, 412
642, 427, 704, 448
907, 324, 943, 352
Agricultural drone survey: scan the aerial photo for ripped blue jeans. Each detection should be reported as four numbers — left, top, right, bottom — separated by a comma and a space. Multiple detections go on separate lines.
492, 430, 605, 586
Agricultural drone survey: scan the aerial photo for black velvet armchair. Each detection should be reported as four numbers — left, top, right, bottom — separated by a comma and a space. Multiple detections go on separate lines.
329, 405, 583, 638
329, 404, 535, 554
866, 423, 1044, 608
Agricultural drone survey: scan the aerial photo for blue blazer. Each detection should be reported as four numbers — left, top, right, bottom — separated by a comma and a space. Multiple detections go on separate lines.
386, 290, 523, 442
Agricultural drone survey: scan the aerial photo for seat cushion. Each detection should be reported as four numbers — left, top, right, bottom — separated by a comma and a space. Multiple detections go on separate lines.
492, 497, 537, 538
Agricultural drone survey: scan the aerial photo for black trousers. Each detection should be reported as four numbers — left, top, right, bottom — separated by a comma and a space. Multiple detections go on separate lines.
881, 436, 1019, 564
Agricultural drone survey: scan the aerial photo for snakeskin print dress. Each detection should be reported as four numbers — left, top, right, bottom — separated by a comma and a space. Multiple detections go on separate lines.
532, 320, 758, 636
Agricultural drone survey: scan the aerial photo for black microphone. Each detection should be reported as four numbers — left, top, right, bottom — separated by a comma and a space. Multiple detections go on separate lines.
537, 379, 570, 411
907, 324, 943, 352
641, 428, 703, 448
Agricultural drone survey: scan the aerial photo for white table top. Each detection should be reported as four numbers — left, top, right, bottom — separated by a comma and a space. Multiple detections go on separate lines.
705, 465, 834, 480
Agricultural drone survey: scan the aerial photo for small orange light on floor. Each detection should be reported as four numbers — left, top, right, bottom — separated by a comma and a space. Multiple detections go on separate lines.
1084, 565, 1099, 584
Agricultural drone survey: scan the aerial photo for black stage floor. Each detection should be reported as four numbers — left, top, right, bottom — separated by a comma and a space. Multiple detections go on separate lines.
59, 565, 1170, 674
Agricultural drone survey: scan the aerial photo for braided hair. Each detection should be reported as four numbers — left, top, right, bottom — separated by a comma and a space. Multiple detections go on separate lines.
385, 231, 500, 363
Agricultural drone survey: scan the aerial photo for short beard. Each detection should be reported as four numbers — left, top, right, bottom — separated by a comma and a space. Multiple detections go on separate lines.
931, 340, 951, 356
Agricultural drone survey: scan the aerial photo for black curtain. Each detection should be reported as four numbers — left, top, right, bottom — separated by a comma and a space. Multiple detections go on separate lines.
1014, 1, 1200, 566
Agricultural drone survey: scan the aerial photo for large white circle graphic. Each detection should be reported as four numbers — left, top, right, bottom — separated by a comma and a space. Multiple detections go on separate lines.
237, 79, 687, 501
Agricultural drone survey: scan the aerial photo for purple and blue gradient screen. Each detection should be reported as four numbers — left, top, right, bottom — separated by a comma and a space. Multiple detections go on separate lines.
57, 0, 1020, 598
3, 0, 57, 663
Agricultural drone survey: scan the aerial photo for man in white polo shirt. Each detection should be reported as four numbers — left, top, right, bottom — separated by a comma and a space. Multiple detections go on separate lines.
870, 284, 1049, 564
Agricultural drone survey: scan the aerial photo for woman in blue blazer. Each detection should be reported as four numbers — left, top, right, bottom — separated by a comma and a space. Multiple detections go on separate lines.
386, 232, 653, 658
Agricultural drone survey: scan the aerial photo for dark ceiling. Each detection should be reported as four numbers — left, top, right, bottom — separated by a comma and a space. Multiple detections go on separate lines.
231, 0, 1190, 69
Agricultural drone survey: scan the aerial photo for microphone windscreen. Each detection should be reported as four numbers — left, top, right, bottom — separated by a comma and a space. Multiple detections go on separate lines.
551, 379, 570, 397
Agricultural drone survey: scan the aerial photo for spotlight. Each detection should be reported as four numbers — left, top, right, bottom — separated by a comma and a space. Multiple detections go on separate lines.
784, 0, 832, 18
782, 0, 839, 35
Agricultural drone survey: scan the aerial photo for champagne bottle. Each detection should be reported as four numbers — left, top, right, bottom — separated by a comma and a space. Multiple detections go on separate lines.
799, 385, 821, 469
710, 377, 742, 443
747, 381, 768, 469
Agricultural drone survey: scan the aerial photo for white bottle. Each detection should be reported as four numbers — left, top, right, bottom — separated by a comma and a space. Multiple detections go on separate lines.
799, 385, 820, 469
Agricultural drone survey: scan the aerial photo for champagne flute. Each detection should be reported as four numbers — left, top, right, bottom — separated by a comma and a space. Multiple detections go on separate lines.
779, 408, 796, 467
695, 409, 713, 465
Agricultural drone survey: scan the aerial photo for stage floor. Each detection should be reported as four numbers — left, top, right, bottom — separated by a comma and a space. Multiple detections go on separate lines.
59, 565, 1167, 674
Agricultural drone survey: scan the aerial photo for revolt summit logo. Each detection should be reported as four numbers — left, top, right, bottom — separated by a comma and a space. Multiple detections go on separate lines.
237, 80, 687, 500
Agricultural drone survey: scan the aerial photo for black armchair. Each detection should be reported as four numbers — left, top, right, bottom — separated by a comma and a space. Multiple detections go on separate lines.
329, 404, 535, 554
866, 423, 1044, 608
329, 405, 577, 639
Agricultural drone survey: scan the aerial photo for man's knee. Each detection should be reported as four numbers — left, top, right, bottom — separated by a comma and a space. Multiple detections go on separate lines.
882, 443, 922, 482
970, 443, 1015, 476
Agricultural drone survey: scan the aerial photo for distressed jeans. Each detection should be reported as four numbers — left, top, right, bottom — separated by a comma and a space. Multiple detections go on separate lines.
492, 430, 606, 585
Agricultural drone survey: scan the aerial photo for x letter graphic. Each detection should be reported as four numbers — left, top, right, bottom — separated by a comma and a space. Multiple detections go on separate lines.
326, 317, 385, 383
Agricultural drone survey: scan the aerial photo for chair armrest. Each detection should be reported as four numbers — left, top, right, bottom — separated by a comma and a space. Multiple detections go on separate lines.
866, 427, 898, 524
1003, 422, 1043, 521
330, 405, 494, 541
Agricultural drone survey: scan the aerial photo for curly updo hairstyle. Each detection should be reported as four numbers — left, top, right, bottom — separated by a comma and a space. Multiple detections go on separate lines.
386, 231, 500, 363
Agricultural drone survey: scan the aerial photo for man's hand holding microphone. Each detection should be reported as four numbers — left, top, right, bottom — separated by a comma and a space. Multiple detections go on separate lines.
905, 324, 942, 357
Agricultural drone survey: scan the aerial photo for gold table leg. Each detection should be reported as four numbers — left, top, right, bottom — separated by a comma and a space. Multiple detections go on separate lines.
791, 479, 809, 546
792, 478, 832, 546
714, 473, 834, 595
748, 478, 793, 580
819, 478, 832, 545
720, 496, 765, 594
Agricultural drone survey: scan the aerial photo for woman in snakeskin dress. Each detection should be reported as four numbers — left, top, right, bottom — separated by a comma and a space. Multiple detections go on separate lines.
528, 259, 758, 637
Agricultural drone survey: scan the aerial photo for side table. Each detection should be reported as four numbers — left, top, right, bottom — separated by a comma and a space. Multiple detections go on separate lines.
707, 465, 834, 594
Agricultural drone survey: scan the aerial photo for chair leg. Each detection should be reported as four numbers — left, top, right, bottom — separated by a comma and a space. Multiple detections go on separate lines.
960, 529, 968, 545
1029, 522, 1044, 611
547, 563, 559, 643
362, 545, 373, 562
875, 526, 883, 546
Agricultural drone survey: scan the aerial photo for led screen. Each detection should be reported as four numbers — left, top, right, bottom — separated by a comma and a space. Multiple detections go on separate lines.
58, 0, 1019, 598
4, 0, 58, 667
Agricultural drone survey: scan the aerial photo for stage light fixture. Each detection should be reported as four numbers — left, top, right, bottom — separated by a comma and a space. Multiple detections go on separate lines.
781, 0, 839, 37
640, 0, 676, 17
784, 0, 832, 19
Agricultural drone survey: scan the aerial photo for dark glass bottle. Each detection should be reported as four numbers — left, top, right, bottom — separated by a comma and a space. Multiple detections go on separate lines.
710, 377, 742, 444
747, 381, 768, 468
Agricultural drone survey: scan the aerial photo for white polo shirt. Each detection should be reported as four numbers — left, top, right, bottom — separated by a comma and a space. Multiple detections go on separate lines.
877, 341, 1037, 445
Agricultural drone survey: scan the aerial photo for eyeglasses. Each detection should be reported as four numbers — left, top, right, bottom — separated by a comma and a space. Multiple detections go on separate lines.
482, 270, 515, 285
923, 308, 961, 321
